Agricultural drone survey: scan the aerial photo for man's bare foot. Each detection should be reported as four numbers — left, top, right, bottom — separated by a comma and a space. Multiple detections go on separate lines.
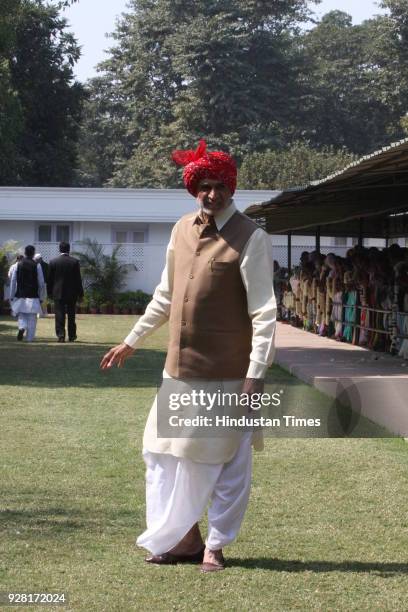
200, 547, 225, 572
202, 547, 224, 566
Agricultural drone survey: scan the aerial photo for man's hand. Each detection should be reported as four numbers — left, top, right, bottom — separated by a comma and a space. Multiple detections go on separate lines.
100, 343, 135, 370
241, 378, 264, 413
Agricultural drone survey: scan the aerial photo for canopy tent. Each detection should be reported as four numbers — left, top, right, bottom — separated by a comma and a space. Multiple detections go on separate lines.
245, 138, 408, 239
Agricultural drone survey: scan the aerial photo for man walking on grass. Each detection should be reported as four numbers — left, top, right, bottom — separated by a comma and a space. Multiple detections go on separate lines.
47, 242, 84, 343
9, 245, 46, 342
101, 140, 276, 572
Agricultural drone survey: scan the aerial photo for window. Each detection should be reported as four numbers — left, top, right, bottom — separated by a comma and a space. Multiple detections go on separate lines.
37, 223, 71, 242
56, 225, 70, 242
132, 231, 145, 243
112, 228, 146, 243
115, 231, 128, 244
38, 224, 52, 242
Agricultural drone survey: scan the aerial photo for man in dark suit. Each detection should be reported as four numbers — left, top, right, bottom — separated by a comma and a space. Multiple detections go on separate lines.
48, 242, 84, 342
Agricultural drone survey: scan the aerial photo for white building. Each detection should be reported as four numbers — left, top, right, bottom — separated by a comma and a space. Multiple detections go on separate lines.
0, 187, 278, 293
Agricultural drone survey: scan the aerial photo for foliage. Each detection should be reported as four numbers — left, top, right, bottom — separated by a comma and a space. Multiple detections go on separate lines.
77, 0, 316, 187
0, 240, 22, 265
0, 0, 23, 184
298, 9, 407, 154
80, 289, 152, 312
72, 239, 129, 303
0, 241, 22, 297
115, 290, 152, 309
4, 1, 408, 188
0, 0, 84, 186
73, 76, 134, 187
238, 141, 357, 189
76, 1, 408, 188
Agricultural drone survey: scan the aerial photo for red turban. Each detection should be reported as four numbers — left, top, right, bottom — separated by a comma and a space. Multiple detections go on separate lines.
172, 139, 237, 196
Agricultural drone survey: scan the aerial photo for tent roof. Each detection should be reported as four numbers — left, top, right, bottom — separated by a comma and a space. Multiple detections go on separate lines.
245, 138, 408, 237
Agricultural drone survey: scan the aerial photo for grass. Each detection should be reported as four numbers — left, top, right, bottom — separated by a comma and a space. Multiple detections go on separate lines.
1, 314, 408, 611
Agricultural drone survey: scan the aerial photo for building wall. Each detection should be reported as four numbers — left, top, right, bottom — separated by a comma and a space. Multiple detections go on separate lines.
0, 220, 34, 246
1, 187, 399, 290
148, 222, 175, 244
80, 222, 112, 243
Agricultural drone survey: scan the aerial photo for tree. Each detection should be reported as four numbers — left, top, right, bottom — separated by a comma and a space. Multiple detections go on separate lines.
238, 141, 356, 189
10, 2, 84, 185
299, 10, 405, 154
74, 75, 134, 186
0, 0, 23, 184
77, 0, 316, 187
377, 0, 408, 129
0, 0, 84, 186
78, 1, 408, 188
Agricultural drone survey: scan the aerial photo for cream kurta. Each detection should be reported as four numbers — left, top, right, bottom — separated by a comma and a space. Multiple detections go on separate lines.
124, 201, 277, 462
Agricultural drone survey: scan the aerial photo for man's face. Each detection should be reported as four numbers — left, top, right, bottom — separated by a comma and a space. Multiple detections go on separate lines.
197, 179, 232, 216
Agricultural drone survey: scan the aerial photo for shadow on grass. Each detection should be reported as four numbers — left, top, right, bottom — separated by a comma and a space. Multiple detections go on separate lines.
0, 342, 165, 388
227, 557, 408, 576
0, 506, 143, 534
0, 321, 16, 332
4, 506, 406, 576
0, 342, 397, 436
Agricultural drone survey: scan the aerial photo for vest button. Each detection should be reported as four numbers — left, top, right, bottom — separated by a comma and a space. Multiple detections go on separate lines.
189, 274, 194, 279
181, 320, 186, 326
196, 251, 200, 256
184, 297, 189, 302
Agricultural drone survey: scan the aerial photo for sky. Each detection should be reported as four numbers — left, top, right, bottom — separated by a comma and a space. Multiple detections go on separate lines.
63, 0, 386, 83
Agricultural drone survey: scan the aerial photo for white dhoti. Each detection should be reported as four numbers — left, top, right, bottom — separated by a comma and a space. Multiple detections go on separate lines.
137, 431, 252, 555
11, 297, 42, 342
17, 313, 38, 342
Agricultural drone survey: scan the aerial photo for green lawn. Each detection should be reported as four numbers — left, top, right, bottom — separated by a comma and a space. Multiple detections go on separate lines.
1, 315, 408, 611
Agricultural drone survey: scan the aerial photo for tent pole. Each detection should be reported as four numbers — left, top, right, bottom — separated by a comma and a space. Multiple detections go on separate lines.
358, 217, 363, 247
315, 226, 321, 253
288, 232, 292, 274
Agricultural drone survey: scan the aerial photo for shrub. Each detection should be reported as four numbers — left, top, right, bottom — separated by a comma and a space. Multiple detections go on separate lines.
72, 239, 129, 304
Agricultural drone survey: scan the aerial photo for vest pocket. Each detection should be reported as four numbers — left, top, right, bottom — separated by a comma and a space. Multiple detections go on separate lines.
209, 260, 231, 273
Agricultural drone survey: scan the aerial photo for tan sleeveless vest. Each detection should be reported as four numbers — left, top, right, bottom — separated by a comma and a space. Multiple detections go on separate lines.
164, 209, 258, 379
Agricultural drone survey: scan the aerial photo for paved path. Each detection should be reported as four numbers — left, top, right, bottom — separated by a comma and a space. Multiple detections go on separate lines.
274, 323, 408, 437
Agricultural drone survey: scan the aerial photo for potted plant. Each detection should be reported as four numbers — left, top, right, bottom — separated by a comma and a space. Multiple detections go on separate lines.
72, 239, 129, 312
121, 301, 132, 315
134, 290, 152, 314
79, 295, 89, 314
130, 301, 139, 315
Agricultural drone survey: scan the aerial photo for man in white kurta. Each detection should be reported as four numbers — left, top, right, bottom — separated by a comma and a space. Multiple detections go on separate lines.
10, 245, 46, 342
101, 141, 276, 571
